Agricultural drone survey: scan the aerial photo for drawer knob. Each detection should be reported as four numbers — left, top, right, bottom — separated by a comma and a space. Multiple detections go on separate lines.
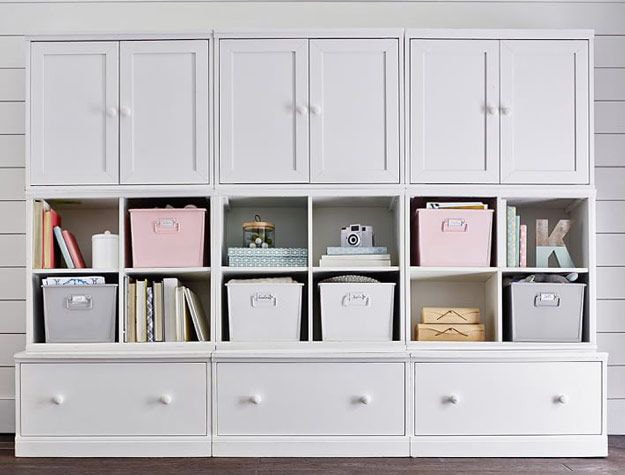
249, 394, 262, 405
500, 105, 511, 116
358, 394, 372, 405
51, 395, 64, 405
120, 106, 132, 117
555, 394, 569, 405
446, 395, 459, 405
159, 394, 173, 405
310, 105, 322, 115
107, 107, 117, 117
296, 105, 308, 115
486, 104, 497, 115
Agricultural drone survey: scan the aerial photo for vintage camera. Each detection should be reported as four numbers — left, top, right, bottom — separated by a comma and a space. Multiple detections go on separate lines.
340, 224, 374, 247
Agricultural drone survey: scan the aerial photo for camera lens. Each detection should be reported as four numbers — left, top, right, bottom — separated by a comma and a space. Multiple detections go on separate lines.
347, 233, 360, 246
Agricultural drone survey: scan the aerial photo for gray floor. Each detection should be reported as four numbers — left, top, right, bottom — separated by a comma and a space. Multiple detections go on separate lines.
0, 435, 623, 474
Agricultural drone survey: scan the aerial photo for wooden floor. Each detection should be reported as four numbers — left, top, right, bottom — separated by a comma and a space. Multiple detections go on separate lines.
1, 435, 624, 474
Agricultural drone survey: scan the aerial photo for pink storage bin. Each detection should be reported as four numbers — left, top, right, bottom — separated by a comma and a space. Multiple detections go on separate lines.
415, 209, 494, 267
129, 208, 206, 267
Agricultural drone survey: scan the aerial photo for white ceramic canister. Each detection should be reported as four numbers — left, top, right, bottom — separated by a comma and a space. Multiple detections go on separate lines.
92, 231, 119, 269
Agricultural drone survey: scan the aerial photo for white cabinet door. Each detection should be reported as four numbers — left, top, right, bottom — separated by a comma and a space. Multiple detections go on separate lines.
500, 40, 589, 184
309, 39, 400, 183
119, 41, 209, 185
30, 42, 119, 185
219, 39, 309, 183
409, 40, 499, 184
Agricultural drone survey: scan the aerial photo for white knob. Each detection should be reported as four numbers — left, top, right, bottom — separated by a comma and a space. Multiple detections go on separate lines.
486, 104, 497, 115
249, 394, 262, 405
359, 394, 372, 405
296, 105, 308, 115
310, 105, 321, 115
446, 395, 459, 405
159, 394, 173, 405
555, 394, 569, 405
500, 105, 511, 116
51, 394, 64, 405
120, 106, 132, 117
107, 107, 118, 117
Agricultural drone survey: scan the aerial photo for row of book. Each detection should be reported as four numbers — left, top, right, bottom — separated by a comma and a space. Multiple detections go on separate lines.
506, 206, 527, 268
33, 200, 86, 269
124, 277, 209, 343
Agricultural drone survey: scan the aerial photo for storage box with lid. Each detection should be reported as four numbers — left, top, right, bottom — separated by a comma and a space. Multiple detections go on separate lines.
504, 282, 586, 342
414, 209, 494, 267
42, 284, 118, 343
129, 207, 206, 267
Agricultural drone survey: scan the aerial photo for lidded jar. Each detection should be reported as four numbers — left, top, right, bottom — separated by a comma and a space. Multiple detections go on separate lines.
242, 215, 275, 248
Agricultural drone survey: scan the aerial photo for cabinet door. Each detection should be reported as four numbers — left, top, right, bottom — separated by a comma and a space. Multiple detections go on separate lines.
30, 42, 119, 185
119, 40, 209, 185
309, 39, 400, 183
219, 39, 309, 183
409, 40, 499, 184
500, 40, 589, 184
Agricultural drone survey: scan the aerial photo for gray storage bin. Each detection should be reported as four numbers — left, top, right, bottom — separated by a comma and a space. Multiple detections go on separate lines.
42, 284, 118, 343
505, 282, 586, 342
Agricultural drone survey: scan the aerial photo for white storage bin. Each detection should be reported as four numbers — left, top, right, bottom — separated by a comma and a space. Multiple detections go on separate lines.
319, 282, 396, 341
505, 282, 586, 342
42, 284, 118, 343
226, 281, 304, 341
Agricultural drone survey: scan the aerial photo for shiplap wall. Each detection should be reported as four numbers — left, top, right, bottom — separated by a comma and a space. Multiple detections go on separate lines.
0, 0, 624, 434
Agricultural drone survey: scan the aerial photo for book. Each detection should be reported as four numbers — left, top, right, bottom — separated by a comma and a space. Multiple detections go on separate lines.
426, 202, 488, 210
135, 279, 147, 343
519, 224, 528, 268
43, 208, 61, 269
515, 215, 521, 267
506, 206, 517, 267
163, 278, 179, 342
319, 254, 391, 267
146, 286, 155, 342
126, 280, 136, 343
326, 246, 388, 255
53, 226, 74, 269
32, 200, 45, 269
153, 282, 164, 342
62, 230, 86, 268
175, 286, 195, 342
184, 287, 209, 342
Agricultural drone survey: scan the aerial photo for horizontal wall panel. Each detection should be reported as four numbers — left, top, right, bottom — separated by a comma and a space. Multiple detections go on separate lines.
608, 366, 625, 399
0, 367, 14, 399
0, 268, 25, 299
595, 134, 625, 167
598, 300, 625, 332
596, 36, 625, 68
597, 168, 625, 200
0, 399, 14, 433
0, 135, 24, 167
596, 102, 625, 133
597, 267, 625, 299
0, 168, 24, 200
596, 69, 625, 101
0, 201, 25, 234
609, 399, 625, 435
0, 334, 24, 366
0, 101, 24, 134
598, 332, 625, 364
0, 68, 24, 101
0, 36, 24, 68
0, 234, 25, 267
597, 201, 625, 233
0, 301, 25, 333
597, 234, 625, 266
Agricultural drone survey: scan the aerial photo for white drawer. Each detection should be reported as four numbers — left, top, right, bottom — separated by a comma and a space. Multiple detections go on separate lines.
216, 362, 405, 436
20, 362, 208, 436
415, 362, 602, 436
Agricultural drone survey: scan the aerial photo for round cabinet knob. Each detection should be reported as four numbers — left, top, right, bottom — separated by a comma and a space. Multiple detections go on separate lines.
486, 104, 497, 115
107, 107, 118, 117
296, 105, 308, 115
310, 105, 321, 115
500, 105, 511, 116
446, 395, 459, 405
51, 394, 64, 405
120, 106, 132, 117
249, 394, 262, 405
359, 394, 372, 405
555, 394, 569, 405
159, 394, 173, 405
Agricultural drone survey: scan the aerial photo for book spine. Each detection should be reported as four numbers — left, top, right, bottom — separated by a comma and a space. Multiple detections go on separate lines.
62, 230, 86, 268
506, 206, 517, 267
519, 224, 528, 268
53, 226, 74, 269
515, 215, 521, 267
146, 286, 154, 343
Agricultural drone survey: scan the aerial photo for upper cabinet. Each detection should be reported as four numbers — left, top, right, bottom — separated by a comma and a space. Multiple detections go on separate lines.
499, 40, 589, 184
29, 39, 210, 186
30, 42, 119, 185
409, 40, 499, 184
218, 37, 401, 184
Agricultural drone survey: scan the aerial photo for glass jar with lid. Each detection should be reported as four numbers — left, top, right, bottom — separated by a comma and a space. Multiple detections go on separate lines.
242, 215, 275, 248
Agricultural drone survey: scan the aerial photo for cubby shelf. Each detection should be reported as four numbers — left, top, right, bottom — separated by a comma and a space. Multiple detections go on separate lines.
124, 267, 211, 275
221, 266, 308, 274
32, 268, 119, 274
314, 266, 400, 273
501, 267, 589, 274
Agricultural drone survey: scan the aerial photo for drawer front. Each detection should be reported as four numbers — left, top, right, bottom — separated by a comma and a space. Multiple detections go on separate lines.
20, 362, 207, 436
415, 362, 602, 436
217, 362, 405, 436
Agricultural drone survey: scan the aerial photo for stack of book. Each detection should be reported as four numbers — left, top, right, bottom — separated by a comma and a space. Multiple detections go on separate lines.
319, 246, 391, 267
124, 277, 209, 343
506, 206, 527, 268
33, 200, 86, 269
228, 247, 307, 267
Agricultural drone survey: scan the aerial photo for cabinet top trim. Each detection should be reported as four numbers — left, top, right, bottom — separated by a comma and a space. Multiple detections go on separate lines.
406, 28, 593, 40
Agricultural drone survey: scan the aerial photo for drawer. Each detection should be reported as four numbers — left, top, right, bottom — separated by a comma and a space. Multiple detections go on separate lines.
216, 362, 405, 436
20, 362, 207, 436
415, 362, 602, 436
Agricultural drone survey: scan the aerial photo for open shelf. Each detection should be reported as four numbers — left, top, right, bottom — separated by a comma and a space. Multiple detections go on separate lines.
222, 266, 307, 274
33, 267, 119, 275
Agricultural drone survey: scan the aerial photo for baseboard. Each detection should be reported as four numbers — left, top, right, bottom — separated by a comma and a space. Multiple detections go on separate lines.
15, 436, 211, 457
212, 435, 411, 457
410, 434, 608, 457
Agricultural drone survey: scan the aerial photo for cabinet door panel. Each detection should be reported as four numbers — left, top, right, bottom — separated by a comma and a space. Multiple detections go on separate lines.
120, 40, 209, 184
30, 42, 119, 185
500, 40, 589, 184
219, 39, 309, 183
410, 40, 499, 184
309, 39, 399, 183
